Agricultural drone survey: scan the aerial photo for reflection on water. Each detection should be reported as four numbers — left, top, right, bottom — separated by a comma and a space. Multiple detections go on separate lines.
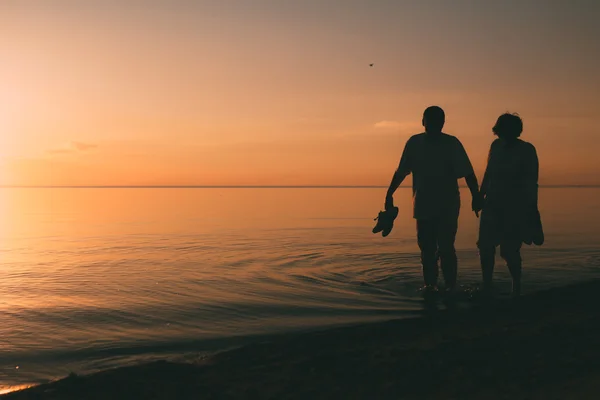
1, 188, 600, 389
0, 384, 32, 396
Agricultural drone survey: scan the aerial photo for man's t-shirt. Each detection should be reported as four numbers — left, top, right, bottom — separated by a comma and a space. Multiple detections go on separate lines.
397, 132, 474, 220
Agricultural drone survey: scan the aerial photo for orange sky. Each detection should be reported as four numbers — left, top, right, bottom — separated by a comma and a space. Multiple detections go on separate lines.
1, 1, 599, 186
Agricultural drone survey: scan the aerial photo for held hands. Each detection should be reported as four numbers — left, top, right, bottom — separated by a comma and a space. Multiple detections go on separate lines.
385, 192, 483, 216
472, 192, 483, 218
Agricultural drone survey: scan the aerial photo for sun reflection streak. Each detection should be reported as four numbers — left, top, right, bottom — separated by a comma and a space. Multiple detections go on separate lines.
0, 384, 34, 395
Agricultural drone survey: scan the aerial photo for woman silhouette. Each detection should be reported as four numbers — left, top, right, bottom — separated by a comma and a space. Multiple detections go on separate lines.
478, 113, 543, 296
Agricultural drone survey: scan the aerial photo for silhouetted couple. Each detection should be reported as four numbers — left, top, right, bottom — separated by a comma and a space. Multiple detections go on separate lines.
385, 106, 541, 296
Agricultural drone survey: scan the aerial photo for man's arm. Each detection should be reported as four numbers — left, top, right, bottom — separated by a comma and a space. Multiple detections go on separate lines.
480, 139, 498, 200
479, 161, 490, 201
385, 169, 408, 207
385, 141, 411, 209
453, 139, 481, 216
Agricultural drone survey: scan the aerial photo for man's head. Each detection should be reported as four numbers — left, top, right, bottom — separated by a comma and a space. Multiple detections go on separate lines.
493, 113, 523, 140
422, 106, 445, 132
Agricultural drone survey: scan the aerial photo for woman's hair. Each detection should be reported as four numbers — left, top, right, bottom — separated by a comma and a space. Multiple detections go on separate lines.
493, 113, 523, 140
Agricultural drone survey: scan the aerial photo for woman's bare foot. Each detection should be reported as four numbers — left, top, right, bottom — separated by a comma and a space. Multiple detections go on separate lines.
482, 280, 493, 295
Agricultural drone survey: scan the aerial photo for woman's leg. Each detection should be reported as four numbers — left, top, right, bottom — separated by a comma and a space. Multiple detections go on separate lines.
477, 210, 497, 291
478, 244, 496, 291
500, 241, 523, 296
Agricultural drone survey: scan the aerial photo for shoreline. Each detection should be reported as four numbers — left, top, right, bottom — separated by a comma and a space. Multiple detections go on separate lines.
5, 280, 600, 399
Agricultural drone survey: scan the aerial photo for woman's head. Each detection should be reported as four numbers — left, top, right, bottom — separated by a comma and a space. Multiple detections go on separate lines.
493, 113, 523, 140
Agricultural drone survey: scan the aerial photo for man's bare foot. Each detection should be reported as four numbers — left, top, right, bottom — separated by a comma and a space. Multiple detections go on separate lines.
419, 285, 439, 297
512, 279, 521, 297
444, 284, 457, 295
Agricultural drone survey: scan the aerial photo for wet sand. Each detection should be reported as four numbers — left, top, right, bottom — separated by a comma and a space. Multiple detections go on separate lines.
5, 280, 600, 400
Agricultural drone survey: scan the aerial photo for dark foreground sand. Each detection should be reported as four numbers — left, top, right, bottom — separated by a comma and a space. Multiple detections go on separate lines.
5, 281, 600, 400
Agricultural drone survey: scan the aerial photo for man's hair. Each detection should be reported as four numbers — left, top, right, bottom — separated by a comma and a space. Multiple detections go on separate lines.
493, 113, 523, 140
422, 106, 445, 132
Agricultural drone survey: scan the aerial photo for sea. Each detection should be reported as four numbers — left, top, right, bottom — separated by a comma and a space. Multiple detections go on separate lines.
1, 187, 599, 393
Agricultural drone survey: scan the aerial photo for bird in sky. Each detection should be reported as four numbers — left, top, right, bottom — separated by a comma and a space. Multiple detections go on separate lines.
369, 63, 374, 67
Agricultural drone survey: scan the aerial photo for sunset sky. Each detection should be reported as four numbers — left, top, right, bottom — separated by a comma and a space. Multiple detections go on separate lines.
1, 0, 599, 186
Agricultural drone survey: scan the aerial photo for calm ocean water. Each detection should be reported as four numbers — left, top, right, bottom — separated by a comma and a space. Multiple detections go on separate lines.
1, 187, 600, 392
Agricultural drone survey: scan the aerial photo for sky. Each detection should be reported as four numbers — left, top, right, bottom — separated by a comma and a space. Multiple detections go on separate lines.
1, 0, 599, 186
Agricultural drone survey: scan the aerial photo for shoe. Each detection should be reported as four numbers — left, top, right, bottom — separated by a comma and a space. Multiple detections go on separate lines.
372, 206, 399, 237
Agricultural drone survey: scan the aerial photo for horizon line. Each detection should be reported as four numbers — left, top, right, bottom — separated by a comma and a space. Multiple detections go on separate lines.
1, 185, 599, 189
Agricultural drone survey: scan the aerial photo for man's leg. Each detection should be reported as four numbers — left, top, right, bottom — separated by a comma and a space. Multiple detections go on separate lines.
437, 214, 459, 290
500, 240, 523, 296
416, 219, 439, 287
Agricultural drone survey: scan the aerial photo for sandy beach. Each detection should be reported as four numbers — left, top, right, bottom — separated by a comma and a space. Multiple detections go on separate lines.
4, 280, 600, 400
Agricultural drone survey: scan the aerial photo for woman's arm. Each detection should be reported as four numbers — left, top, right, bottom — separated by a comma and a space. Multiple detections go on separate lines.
480, 143, 494, 200
523, 144, 539, 208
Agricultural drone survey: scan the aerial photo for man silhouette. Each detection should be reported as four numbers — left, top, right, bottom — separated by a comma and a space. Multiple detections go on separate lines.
385, 106, 481, 293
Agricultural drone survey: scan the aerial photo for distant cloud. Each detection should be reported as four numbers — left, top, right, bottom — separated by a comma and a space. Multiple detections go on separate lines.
48, 141, 98, 155
72, 142, 97, 151
374, 120, 403, 129
47, 149, 72, 155
373, 121, 421, 131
